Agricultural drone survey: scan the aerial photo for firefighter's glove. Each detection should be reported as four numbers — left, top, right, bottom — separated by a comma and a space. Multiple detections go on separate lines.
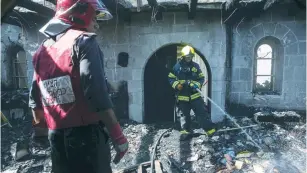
189, 82, 199, 89
109, 123, 129, 164
177, 84, 183, 90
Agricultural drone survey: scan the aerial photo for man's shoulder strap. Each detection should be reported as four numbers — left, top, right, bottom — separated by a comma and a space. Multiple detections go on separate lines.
68, 29, 97, 38
173, 63, 181, 73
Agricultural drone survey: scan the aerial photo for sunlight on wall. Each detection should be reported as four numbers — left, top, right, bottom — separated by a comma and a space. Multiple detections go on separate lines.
193, 53, 209, 105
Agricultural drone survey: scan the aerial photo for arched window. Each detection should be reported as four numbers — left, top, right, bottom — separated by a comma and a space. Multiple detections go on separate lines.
253, 37, 284, 95
255, 44, 273, 91
13, 50, 28, 88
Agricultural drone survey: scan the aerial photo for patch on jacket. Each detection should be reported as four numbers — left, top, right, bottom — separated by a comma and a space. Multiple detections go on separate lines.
39, 75, 75, 106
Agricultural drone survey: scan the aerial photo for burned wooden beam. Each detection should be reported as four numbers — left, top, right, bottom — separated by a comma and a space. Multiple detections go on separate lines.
17, 0, 55, 18
254, 111, 301, 126
1, 0, 17, 19
149, 6, 162, 21
103, 0, 131, 19
155, 9, 162, 20
1, 16, 23, 28
43, 0, 135, 9
147, 0, 163, 20
188, 0, 198, 19
2, 10, 49, 28
45, 0, 56, 5
147, 0, 158, 7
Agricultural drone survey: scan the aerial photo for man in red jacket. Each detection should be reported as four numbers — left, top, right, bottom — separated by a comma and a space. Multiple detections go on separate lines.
28, 0, 128, 172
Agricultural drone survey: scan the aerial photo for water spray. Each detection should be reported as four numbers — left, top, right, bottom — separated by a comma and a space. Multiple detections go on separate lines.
196, 88, 263, 151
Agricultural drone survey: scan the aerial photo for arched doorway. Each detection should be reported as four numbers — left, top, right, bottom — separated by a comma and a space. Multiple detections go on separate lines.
144, 43, 212, 123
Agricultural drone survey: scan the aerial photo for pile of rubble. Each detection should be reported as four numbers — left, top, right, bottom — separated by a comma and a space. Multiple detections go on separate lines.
153, 116, 306, 173
1, 111, 306, 173
1, 89, 30, 124
112, 111, 306, 173
1, 116, 51, 173
1, 89, 29, 109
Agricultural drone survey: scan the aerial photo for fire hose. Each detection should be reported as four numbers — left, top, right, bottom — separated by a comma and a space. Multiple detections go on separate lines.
195, 88, 263, 151
148, 85, 262, 172
150, 128, 172, 173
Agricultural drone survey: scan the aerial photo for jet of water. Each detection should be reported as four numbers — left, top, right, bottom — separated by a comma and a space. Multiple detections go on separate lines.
196, 88, 263, 151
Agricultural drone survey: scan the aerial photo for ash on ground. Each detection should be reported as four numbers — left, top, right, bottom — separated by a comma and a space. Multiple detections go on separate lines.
1, 112, 306, 173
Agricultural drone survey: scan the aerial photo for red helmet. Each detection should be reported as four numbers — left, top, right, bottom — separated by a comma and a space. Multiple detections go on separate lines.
55, 0, 112, 29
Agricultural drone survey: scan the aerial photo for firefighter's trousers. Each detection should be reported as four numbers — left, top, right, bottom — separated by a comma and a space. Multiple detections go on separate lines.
177, 97, 215, 132
48, 123, 112, 173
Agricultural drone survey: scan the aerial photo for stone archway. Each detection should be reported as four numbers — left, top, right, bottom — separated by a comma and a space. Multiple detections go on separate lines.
143, 43, 212, 124
125, 28, 227, 123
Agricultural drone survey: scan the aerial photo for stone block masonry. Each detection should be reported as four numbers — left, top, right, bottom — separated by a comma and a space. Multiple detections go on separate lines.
12, 8, 303, 123
99, 11, 227, 123
230, 6, 306, 111
1, 23, 47, 89
3, 6, 305, 124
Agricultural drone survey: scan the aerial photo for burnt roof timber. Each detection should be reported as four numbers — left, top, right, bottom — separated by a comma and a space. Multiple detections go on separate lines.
1, 0, 18, 19
17, 0, 55, 18
2, 9, 49, 28
188, 0, 198, 19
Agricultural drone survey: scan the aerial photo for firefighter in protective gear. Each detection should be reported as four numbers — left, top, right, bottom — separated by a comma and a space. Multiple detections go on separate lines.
29, 0, 128, 172
168, 45, 216, 136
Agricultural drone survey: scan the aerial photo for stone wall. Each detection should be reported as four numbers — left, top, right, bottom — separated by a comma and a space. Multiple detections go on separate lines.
1, 23, 46, 90
1, 24, 22, 89
3, 5, 305, 123
97, 11, 227, 123
2, 11, 227, 123
1, 24, 45, 122
230, 5, 306, 111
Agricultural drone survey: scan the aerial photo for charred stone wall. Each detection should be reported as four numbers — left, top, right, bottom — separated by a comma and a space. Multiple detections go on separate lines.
1, 23, 46, 90
1, 23, 45, 121
1, 25, 23, 89
97, 11, 228, 123
3, 5, 305, 124
230, 5, 306, 112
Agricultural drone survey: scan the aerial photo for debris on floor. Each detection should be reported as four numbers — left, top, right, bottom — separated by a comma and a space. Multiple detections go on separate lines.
254, 111, 301, 125
187, 153, 199, 162
10, 140, 30, 161
1, 89, 29, 109
1, 111, 306, 173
